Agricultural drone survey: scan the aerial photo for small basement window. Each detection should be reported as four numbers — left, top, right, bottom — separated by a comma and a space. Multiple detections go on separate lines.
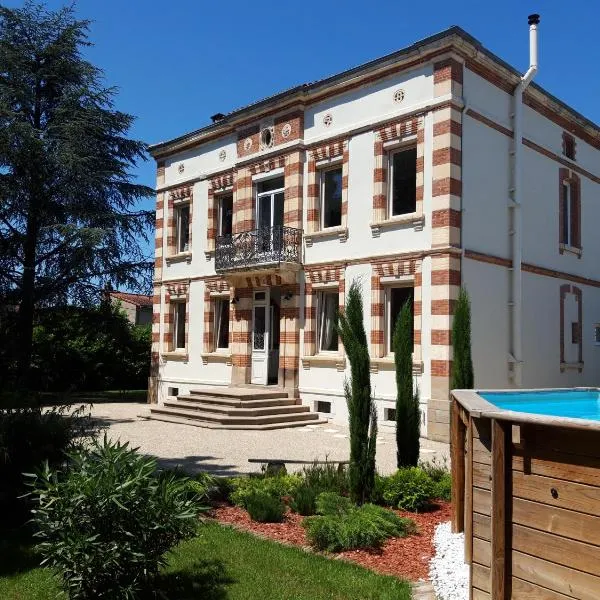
168, 387, 179, 397
385, 408, 397, 422
316, 400, 331, 414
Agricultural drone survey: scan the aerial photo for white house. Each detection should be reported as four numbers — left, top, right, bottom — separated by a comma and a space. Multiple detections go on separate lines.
147, 16, 600, 442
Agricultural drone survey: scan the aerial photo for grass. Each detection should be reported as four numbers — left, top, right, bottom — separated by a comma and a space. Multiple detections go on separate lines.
0, 523, 412, 600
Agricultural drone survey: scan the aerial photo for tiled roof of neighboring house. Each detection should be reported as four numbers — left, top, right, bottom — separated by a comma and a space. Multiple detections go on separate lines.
109, 291, 153, 308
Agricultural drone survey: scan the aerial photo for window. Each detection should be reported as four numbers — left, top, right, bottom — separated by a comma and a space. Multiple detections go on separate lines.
217, 195, 233, 237
571, 322, 581, 345
385, 408, 397, 422
167, 387, 179, 397
389, 147, 417, 216
175, 204, 190, 253
561, 180, 571, 246
320, 167, 342, 229
594, 324, 600, 346
214, 298, 230, 350
386, 286, 414, 354
173, 302, 186, 350
563, 132, 576, 160
317, 290, 339, 352
316, 400, 331, 414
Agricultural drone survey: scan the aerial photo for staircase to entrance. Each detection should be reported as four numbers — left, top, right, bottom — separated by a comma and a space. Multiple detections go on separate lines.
146, 386, 326, 430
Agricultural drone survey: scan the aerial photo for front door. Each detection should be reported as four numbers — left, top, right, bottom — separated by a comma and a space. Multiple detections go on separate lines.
251, 289, 270, 384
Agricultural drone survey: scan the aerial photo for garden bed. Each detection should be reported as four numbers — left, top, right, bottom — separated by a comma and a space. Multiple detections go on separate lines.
210, 500, 452, 581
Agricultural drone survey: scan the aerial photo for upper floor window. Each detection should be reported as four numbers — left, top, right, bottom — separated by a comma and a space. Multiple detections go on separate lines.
386, 286, 414, 354
320, 166, 343, 229
561, 181, 571, 247
175, 204, 190, 253
317, 290, 339, 352
173, 301, 186, 350
217, 195, 233, 237
562, 132, 576, 161
389, 146, 417, 217
559, 169, 581, 252
214, 298, 230, 350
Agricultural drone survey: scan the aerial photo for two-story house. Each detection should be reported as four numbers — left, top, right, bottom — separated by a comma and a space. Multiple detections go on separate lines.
147, 16, 600, 442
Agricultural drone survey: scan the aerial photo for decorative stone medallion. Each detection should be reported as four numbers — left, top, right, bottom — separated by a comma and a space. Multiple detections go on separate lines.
178, 163, 185, 174
218, 149, 226, 162
281, 123, 292, 138
323, 113, 333, 127
393, 89, 405, 104
244, 137, 253, 151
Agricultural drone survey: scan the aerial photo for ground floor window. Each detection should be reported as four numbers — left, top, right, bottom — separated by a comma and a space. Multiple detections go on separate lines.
317, 290, 339, 352
386, 286, 414, 354
214, 298, 230, 350
173, 301, 186, 350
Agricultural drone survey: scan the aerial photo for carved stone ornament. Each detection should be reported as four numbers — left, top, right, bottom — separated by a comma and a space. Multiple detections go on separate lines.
178, 163, 185, 174
244, 137, 253, 151
393, 89, 405, 104
218, 149, 226, 161
281, 123, 292, 138
323, 113, 333, 127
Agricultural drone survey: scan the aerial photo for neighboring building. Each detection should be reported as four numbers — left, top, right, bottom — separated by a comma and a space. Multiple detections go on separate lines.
109, 291, 153, 326
147, 18, 600, 441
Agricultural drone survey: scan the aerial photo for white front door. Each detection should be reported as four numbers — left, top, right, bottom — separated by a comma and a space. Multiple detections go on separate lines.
251, 289, 270, 384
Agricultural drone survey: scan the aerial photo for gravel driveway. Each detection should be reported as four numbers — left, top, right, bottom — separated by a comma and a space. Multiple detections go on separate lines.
87, 402, 449, 476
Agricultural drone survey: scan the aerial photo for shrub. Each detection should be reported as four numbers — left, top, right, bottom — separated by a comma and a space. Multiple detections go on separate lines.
245, 490, 286, 523
420, 457, 451, 501
29, 437, 199, 599
290, 462, 350, 516
290, 483, 318, 516
304, 492, 415, 552
451, 287, 474, 391
382, 467, 436, 512
432, 473, 452, 501
230, 473, 301, 508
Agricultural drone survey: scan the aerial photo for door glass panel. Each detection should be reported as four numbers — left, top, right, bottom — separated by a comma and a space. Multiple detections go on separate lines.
254, 306, 266, 350
258, 195, 271, 230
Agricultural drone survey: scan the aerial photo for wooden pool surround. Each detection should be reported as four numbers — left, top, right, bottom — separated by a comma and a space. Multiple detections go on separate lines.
451, 388, 600, 600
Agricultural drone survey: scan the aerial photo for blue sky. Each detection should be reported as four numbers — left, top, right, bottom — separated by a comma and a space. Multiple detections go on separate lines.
5, 0, 600, 256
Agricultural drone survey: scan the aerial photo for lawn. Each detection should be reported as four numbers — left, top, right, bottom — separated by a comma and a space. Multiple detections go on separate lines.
0, 522, 413, 600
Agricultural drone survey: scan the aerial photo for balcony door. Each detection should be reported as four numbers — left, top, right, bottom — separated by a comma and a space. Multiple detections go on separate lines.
251, 289, 271, 384
256, 177, 284, 254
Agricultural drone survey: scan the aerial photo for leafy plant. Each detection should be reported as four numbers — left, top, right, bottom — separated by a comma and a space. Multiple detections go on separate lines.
304, 493, 415, 552
301, 461, 349, 496
394, 299, 420, 468
451, 287, 474, 390
420, 457, 451, 501
290, 483, 318, 516
245, 491, 286, 523
230, 473, 301, 508
381, 467, 436, 512
29, 437, 200, 599
336, 280, 377, 505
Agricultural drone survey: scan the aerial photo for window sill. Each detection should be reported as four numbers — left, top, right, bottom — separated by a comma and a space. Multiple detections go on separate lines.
204, 249, 214, 260
201, 351, 232, 365
370, 356, 423, 374
162, 351, 189, 362
166, 251, 192, 265
305, 226, 348, 246
370, 213, 424, 237
302, 354, 346, 371
559, 244, 582, 258
560, 361, 584, 372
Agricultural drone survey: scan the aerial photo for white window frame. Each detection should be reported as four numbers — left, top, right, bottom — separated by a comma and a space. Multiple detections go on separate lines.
175, 203, 190, 253
216, 195, 233, 237
316, 289, 339, 353
385, 284, 414, 356
319, 164, 343, 230
387, 144, 417, 219
172, 301, 186, 351
213, 297, 230, 351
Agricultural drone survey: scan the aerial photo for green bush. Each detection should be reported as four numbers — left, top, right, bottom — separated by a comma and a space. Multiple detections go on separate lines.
290, 483, 318, 516
29, 437, 200, 599
290, 462, 350, 516
420, 458, 451, 501
0, 404, 97, 529
245, 490, 286, 523
304, 493, 415, 552
381, 467, 436, 512
230, 473, 301, 508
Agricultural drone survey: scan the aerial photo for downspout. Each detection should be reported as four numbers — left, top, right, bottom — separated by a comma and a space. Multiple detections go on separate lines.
510, 14, 539, 386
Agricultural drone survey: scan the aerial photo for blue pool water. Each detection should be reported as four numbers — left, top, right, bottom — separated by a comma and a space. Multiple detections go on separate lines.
480, 389, 600, 421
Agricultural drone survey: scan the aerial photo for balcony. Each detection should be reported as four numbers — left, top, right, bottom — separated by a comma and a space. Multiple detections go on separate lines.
215, 226, 302, 274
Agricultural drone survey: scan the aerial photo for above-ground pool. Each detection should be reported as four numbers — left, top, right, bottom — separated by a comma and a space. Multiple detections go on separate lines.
450, 387, 600, 600
480, 388, 600, 421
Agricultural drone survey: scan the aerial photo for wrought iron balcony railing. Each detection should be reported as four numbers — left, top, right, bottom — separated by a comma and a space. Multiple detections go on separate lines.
215, 226, 302, 272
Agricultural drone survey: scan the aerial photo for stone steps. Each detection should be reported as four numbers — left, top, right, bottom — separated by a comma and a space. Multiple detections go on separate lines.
163, 399, 310, 417
177, 395, 298, 409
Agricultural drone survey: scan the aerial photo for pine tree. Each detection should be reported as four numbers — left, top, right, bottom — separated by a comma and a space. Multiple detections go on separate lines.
394, 300, 420, 467
336, 279, 377, 505
0, 2, 154, 390
451, 288, 474, 390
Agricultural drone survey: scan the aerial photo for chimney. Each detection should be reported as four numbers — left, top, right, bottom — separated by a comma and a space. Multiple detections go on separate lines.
210, 113, 225, 123
528, 14, 540, 72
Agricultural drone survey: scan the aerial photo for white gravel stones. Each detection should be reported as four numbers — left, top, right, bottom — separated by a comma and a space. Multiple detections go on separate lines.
429, 521, 468, 600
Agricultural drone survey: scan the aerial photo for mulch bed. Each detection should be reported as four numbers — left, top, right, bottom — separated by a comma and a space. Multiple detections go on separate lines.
209, 500, 452, 582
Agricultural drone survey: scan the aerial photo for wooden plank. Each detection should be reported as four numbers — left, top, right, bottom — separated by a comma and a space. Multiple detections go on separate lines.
473, 537, 491, 567
511, 577, 574, 600
513, 469, 600, 516
473, 590, 491, 600
472, 417, 491, 441
512, 523, 600, 577
465, 417, 474, 564
451, 398, 466, 533
473, 487, 491, 516
473, 435, 492, 456
491, 419, 508, 600
474, 461, 492, 490
512, 550, 600, 599
514, 450, 600, 488
474, 449, 492, 466
525, 424, 600, 459
472, 564, 491, 594
513, 496, 600, 547
473, 513, 491, 541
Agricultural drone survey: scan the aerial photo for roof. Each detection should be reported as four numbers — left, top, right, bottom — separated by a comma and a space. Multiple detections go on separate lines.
109, 291, 153, 308
149, 25, 600, 158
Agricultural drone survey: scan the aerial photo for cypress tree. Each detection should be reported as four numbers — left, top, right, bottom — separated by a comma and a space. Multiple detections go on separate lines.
394, 300, 420, 467
337, 279, 377, 505
451, 288, 474, 390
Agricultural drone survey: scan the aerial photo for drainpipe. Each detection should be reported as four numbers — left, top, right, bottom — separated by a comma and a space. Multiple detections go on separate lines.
510, 14, 539, 386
